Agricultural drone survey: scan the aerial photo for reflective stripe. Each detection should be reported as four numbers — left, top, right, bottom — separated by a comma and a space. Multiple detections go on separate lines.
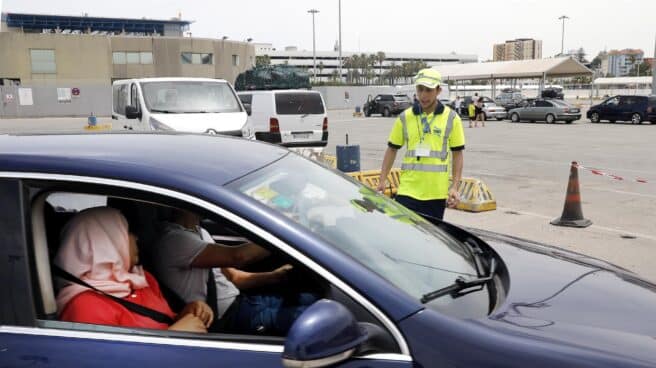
401, 163, 448, 172
404, 108, 457, 161
399, 111, 408, 144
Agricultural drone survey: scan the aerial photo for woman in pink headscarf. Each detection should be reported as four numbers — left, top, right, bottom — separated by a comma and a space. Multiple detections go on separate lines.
54, 206, 213, 332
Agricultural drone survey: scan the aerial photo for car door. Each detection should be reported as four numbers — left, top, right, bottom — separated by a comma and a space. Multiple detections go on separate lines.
601, 96, 620, 121
535, 100, 554, 121
0, 175, 413, 368
618, 96, 636, 121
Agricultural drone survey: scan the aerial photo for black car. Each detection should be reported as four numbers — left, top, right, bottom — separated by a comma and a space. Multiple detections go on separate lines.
541, 87, 564, 100
363, 94, 412, 117
587, 95, 656, 124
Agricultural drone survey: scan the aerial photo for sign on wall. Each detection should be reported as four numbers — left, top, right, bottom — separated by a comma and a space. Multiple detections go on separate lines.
18, 88, 33, 106
58, 88, 72, 103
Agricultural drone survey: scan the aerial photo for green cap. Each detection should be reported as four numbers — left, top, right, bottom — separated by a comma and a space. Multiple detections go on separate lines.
414, 68, 442, 89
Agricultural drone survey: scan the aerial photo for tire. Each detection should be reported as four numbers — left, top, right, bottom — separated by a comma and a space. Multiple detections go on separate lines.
383, 108, 391, 117
511, 113, 520, 122
610, 120, 616, 123
631, 113, 642, 125
364, 109, 371, 117
496, 118, 504, 121
545, 114, 555, 124
565, 120, 573, 124
590, 112, 600, 123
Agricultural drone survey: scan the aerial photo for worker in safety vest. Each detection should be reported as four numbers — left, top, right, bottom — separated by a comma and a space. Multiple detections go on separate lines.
377, 68, 465, 220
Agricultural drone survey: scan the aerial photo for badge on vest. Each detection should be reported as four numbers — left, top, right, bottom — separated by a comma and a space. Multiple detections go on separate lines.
415, 141, 431, 158
432, 127, 442, 136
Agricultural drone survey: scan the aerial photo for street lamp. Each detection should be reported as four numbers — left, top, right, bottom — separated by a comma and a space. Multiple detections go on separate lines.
308, 9, 319, 82
558, 15, 569, 56
338, 0, 342, 82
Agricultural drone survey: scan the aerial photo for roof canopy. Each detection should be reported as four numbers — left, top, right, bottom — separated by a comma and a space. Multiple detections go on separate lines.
433, 57, 592, 81
593, 76, 652, 85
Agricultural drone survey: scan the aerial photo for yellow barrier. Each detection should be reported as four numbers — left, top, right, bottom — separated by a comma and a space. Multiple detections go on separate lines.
83, 123, 112, 131
454, 178, 497, 212
347, 168, 401, 197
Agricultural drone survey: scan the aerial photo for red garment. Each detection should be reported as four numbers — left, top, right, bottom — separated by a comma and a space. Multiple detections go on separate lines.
59, 271, 176, 330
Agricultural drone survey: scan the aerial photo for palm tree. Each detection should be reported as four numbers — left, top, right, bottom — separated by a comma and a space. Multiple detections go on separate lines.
318, 61, 324, 81
376, 51, 386, 84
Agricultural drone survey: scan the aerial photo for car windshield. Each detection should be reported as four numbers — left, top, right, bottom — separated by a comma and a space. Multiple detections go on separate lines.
228, 153, 482, 310
141, 81, 242, 113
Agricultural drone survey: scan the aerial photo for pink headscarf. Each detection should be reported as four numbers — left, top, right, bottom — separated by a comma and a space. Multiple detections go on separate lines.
54, 206, 149, 313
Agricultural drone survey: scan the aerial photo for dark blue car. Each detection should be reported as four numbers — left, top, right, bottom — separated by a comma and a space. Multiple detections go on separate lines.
1, 133, 656, 367
587, 95, 656, 124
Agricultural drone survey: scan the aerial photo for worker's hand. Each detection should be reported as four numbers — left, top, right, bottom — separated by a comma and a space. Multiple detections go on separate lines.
272, 264, 294, 283
376, 180, 386, 193
169, 313, 208, 333
447, 188, 460, 208
179, 300, 214, 328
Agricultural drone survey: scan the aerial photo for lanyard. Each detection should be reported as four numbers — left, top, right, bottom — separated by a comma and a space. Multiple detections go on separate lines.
416, 112, 438, 143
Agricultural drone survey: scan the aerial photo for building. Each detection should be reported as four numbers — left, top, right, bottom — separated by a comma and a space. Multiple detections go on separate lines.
602, 49, 644, 77
254, 43, 477, 82
493, 39, 542, 61
0, 12, 255, 117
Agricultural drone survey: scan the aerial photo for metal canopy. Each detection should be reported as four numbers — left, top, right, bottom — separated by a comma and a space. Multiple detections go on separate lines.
592, 76, 652, 85
434, 57, 592, 81
4, 13, 192, 34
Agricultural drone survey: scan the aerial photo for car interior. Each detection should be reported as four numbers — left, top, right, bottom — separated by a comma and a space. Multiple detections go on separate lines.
26, 182, 400, 354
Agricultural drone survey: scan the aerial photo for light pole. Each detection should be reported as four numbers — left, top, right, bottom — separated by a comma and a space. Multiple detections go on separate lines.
308, 9, 319, 82
558, 15, 569, 56
652, 34, 656, 95
338, 0, 342, 82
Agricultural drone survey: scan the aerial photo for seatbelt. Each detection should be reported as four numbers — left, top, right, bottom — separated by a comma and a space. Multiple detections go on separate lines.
52, 264, 174, 325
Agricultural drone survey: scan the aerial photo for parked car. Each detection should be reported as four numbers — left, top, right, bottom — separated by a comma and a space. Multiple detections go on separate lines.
363, 94, 412, 117
541, 87, 564, 100
508, 99, 581, 123
456, 96, 495, 117
495, 91, 526, 111
2, 132, 656, 367
587, 95, 656, 124
482, 102, 507, 121
112, 78, 254, 139
237, 90, 328, 147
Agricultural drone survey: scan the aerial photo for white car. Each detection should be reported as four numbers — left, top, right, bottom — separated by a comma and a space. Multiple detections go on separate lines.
112, 78, 254, 139
238, 90, 328, 148
482, 102, 507, 121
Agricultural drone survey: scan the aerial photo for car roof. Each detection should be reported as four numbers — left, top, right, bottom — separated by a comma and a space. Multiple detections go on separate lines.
237, 89, 319, 95
113, 77, 229, 85
0, 132, 288, 187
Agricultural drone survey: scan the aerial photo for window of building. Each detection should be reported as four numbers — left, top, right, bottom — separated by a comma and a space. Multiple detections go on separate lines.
112, 52, 127, 64
140, 52, 153, 64
181, 52, 213, 65
232, 55, 240, 66
30, 49, 56, 74
126, 52, 140, 64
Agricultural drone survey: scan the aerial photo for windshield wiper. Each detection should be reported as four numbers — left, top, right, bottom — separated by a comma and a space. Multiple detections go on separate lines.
420, 258, 497, 304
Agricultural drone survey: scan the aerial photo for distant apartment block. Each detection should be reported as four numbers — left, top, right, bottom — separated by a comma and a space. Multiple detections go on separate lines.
493, 39, 542, 61
601, 49, 644, 77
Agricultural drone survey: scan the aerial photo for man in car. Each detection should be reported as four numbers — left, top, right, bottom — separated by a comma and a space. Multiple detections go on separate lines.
152, 209, 317, 335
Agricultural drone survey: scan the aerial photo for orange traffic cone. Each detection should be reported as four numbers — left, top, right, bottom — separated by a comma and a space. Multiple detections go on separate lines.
551, 161, 592, 228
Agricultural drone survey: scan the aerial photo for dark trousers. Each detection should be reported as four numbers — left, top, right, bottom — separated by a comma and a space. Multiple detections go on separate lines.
395, 195, 447, 220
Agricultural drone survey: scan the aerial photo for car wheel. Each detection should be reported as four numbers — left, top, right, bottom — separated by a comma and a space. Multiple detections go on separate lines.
545, 114, 556, 124
364, 108, 371, 117
496, 118, 504, 121
511, 113, 520, 122
610, 120, 616, 123
631, 113, 642, 124
565, 120, 573, 124
590, 112, 600, 123
383, 108, 391, 117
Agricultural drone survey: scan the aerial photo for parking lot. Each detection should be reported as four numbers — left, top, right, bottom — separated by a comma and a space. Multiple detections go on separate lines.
2, 106, 655, 282
325, 104, 656, 282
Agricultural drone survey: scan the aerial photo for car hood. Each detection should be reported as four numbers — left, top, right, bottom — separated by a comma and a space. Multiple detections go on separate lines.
474, 229, 656, 361
150, 112, 248, 133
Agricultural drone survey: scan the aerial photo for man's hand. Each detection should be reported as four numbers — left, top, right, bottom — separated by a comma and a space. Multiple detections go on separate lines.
376, 180, 387, 193
169, 313, 208, 333
271, 264, 294, 283
179, 300, 214, 328
447, 187, 460, 208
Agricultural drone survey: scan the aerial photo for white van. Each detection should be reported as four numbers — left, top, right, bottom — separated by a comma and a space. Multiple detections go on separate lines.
237, 90, 327, 147
112, 78, 254, 139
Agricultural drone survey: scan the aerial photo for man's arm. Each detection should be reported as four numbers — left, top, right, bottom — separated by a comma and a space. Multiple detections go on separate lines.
377, 147, 398, 192
221, 264, 292, 289
190, 241, 270, 269
447, 150, 464, 208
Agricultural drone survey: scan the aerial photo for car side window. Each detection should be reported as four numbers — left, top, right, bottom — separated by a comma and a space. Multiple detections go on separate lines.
605, 97, 620, 106
130, 83, 139, 111
26, 184, 400, 354
536, 100, 552, 108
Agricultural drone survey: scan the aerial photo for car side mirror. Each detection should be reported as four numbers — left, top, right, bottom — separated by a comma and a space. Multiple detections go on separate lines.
125, 105, 141, 120
243, 103, 252, 116
282, 299, 368, 368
